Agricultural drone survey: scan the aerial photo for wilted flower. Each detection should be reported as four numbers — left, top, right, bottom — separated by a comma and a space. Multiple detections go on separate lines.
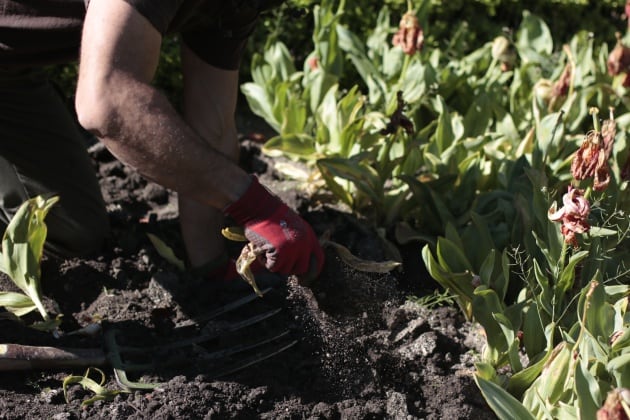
381, 91, 414, 136
608, 32, 630, 86
548, 186, 591, 247
571, 108, 615, 191
392, 11, 424, 55
596, 388, 630, 420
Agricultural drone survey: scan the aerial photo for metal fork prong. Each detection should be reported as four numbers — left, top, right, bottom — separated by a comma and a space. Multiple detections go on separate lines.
174, 287, 272, 329
119, 308, 283, 354
197, 330, 291, 362
211, 339, 298, 379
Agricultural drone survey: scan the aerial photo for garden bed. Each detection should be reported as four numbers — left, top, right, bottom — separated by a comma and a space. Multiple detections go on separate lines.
0, 117, 494, 419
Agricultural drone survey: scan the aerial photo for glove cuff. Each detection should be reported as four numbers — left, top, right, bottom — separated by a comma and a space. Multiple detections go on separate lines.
223, 175, 281, 225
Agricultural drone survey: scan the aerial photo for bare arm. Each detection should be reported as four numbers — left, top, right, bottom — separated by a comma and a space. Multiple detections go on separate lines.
75, 0, 250, 209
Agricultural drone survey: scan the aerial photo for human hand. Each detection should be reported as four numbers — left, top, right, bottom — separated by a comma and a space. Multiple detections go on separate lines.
224, 176, 324, 279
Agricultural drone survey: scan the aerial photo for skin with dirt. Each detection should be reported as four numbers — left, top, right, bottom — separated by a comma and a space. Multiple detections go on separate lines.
0, 116, 495, 419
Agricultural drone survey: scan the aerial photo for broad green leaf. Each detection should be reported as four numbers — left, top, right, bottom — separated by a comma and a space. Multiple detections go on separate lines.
515, 11, 553, 63
241, 83, 280, 131
463, 94, 493, 138
0, 291, 36, 317
530, 342, 572, 405
263, 134, 317, 159
475, 375, 536, 420
422, 244, 474, 319
537, 112, 565, 165
494, 312, 523, 372
582, 280, 615, 343
522, 303, 547, 359
557, 250, 589, 295
1, 195, 58, 321
574, 357, 601, 420
473, 286, 508, 362
436, 237, 473, 274
317, 157, 382, 203
607, 353, 630, 388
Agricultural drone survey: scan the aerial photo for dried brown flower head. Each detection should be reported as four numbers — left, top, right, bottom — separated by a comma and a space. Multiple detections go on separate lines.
392, 12, 424, 56
596, 388, 630, 420
571, 108, 615, 191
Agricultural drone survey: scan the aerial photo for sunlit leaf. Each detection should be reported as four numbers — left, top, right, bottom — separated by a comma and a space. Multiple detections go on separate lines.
475, 375, 536, 420
146, 233, 185, 271
323, 239, 401, 273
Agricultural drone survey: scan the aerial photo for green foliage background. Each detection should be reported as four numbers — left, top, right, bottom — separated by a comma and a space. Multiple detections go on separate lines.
48, 0, 626, 104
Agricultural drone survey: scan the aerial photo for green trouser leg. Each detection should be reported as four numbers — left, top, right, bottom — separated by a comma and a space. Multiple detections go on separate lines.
0, 68, 109, 257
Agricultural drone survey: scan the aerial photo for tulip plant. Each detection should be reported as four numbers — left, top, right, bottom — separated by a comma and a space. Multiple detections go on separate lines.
244, 0, 630, 417
0, 195, 61, 332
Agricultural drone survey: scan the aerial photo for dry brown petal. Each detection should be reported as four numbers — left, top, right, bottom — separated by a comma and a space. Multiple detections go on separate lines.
597, 388, 630, 420
552, 63, 572, 98
602, 111, 617, 159
594, 151, 611, 191
571, 132, 602, 180
608, 33, 630, 76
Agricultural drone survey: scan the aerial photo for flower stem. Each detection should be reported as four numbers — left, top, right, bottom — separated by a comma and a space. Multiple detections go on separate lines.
590, 107, 600, 133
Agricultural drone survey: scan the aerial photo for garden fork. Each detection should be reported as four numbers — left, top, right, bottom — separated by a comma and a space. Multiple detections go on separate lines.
0, 288, 297, 390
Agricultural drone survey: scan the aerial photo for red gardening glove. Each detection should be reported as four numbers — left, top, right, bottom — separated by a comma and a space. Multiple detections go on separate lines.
224, 176, 324, 280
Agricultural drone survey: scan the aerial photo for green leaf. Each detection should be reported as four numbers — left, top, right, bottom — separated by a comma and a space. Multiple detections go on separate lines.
557, 250, 589, 295
263, 134, 317, 159
1, 195, 58, 321
421, 244, 474, 319
241, 83, 281, 131
317, 157, 383, 203
436, 237, 473, 274
535, 112, 564, 163
0, 291, 36, 317
146, 233, 185, 272
473, 287, 508, 363
574, 358, 601, 420
515, 11, 553, 63
475, 375, 536, 420
63, 367, 127, 406
607, 353, 630, 388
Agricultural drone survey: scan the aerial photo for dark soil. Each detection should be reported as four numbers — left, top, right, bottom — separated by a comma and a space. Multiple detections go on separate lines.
0, 115, 495, 419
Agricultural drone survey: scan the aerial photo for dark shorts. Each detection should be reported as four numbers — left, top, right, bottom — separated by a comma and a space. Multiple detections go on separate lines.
180, 1, 264, 70
0, 68, 109, 257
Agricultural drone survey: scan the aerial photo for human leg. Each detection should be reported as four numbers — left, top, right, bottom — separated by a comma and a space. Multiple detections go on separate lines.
0, 68, 109, 257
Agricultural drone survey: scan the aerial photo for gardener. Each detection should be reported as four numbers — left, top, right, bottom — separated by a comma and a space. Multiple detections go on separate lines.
0, 0, 324, 286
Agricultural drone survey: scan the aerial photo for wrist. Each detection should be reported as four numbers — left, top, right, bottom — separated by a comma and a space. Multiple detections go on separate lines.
223, 175, 282, 225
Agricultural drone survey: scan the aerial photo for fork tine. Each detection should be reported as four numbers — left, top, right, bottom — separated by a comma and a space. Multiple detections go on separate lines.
196, 330, 291, 362
210, 339, 298, 379
118, 308, 283, 355
175, 287, 273, 329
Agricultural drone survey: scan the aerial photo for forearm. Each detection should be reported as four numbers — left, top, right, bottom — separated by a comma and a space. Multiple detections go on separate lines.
76, 73, 249, 209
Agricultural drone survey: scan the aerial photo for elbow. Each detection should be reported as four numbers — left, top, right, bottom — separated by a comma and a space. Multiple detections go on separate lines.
75, 84, 117, 138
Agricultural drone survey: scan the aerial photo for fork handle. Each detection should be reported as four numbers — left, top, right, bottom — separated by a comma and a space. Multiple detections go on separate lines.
0, 343, 106, 371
